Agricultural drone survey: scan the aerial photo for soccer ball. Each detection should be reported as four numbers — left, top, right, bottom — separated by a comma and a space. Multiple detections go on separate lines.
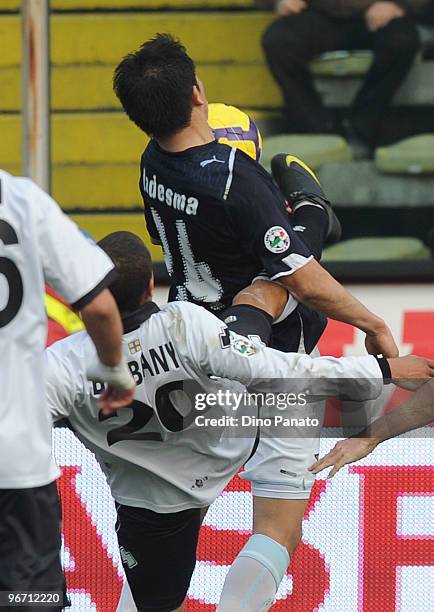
208, 103, 262, 162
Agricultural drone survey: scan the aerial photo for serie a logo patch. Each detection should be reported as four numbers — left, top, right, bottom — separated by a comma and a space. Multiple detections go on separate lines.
264, 226, 290, 253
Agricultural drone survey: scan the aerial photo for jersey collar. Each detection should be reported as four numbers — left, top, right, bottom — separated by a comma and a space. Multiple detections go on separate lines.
152, 138, 218, 158
122, 302, 160, 333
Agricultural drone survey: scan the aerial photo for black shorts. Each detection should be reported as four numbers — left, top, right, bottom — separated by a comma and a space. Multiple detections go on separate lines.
116, 504, 201, 612
0, 482, 66, 611
270, 304, 327, 354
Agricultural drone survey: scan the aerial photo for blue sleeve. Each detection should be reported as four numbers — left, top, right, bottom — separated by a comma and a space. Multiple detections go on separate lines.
225, 160, 313, 280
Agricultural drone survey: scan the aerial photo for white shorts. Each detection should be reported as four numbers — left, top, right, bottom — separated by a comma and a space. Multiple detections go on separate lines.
241, 345, 325, 500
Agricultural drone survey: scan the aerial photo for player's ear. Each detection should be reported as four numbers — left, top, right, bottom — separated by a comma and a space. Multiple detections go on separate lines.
146, 275, 155, 299
192, 77, 206, 107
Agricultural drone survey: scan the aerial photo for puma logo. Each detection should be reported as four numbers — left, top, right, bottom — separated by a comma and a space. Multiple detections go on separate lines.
200, 155, 225, 168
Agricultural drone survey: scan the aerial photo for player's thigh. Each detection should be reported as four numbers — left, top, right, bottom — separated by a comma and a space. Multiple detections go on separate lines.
253, 497, 308, 552
242, 433, 320, 553
0, 482, 65, 610
262, 9, 346, 61
115, 504, 201, 612
242, 396, 324, 548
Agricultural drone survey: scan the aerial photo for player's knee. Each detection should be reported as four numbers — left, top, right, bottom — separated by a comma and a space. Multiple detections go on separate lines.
262, 22, 307, 63
254, 521, 303, 556
233, 279, 288, 320
284, 524, 303, 555
375, 18, 419, 57
262, 20, 283, 50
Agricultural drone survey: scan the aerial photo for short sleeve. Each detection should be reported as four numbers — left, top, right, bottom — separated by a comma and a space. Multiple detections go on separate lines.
33, 182, 116, 309
225, 159, 313, 281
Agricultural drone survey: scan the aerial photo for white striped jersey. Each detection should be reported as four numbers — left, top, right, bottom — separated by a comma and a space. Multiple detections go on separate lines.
0, 170, 115, 488
45, 300, 383, 512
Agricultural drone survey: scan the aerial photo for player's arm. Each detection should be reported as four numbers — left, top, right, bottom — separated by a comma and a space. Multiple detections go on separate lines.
180, 306, 419, 403
280, 258, 397, 358
181, 305, 434, 397
310, 378, 434, 477
33, 181, 135, 410
226, 169, 398, 357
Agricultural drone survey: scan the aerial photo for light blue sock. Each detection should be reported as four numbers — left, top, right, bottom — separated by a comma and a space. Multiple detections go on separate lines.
217, 534, 289, 612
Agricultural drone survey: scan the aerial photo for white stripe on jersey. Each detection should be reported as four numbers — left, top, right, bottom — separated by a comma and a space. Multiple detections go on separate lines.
223, 147, 236, 200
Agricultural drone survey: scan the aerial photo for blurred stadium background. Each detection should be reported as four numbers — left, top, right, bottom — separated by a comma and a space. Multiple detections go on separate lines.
2, 1, 433, 610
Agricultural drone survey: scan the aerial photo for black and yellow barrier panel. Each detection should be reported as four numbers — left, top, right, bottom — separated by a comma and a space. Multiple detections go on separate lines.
0, 109, 277, 210
1, 64, 280, 112
2, 0, 255, 11
0, 13, 272, 67
69, 213, 165, 265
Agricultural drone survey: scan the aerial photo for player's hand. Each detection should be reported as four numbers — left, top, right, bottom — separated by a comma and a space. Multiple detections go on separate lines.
98, 385, 136, 415
276, 0, 307, 17
309, 437, 379, 477
365, 323, 399, 358
86, 354, 136, 414
365, 1, 404, 31
387, 355, 434, 390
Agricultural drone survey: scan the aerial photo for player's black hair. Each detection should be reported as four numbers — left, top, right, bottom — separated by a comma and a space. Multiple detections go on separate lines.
98, 231, 153, 313
113, 33, 197, 139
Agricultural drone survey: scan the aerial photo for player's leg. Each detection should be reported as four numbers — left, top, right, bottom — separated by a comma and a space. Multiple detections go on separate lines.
218, 337, 325, 612
221, 279, 288, 347
115, 504, 201, 612
252, 497, 307, 554
261, 10, 343, 133
350, 17, 419, 147
271, 154, 342, 260
218, 433, 322, 612
0, 482, 66, 612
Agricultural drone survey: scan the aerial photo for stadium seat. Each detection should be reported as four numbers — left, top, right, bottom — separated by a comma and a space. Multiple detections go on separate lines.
375, 134, 434, 175
322, 237, 430, 261
311, 51, 373, 77
261, 134, 352, 171
318, 161, 434, 207
316, 60, 434, 108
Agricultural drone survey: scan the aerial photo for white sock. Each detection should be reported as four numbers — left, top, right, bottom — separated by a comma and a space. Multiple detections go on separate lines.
217, 534, 289, 612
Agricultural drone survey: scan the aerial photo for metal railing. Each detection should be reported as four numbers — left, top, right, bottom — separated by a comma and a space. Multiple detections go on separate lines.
22, 0, 50, 192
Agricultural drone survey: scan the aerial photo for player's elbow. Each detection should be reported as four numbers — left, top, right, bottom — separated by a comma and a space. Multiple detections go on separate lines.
80, 288, 119, 322
281, 274, 318, 304
280, 259, 326, 304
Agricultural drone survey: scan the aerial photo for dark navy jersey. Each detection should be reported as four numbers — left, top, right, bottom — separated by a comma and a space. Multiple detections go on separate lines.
140, 140, 313, 312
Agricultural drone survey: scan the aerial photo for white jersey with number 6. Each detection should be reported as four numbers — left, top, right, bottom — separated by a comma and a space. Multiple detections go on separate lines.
0, 170, 115, 489
45, 300, 383, 512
